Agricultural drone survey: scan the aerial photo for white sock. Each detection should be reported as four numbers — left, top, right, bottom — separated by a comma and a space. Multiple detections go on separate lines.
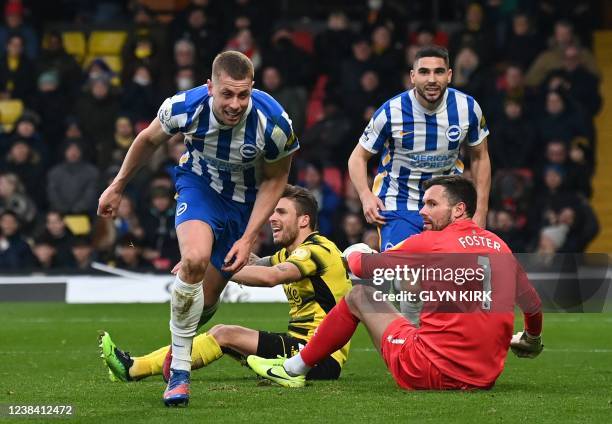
169, 276, 204, 372
283, 353, 310, 376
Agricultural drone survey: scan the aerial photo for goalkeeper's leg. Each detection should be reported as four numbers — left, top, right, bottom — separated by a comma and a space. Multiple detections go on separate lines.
251, 285, 403, 380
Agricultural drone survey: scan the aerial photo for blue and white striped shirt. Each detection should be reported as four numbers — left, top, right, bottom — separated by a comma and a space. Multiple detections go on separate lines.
157, 86, 299, 204
359, 88, 489, 211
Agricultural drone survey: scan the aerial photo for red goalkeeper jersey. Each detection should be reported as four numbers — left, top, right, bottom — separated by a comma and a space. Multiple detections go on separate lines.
358, 219, 542, 387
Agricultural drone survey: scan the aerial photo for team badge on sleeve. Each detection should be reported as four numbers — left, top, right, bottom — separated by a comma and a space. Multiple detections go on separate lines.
289, 247, 311, 262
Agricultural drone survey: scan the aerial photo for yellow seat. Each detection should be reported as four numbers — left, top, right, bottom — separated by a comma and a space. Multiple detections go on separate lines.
63, 215, 91, 236
88, 31, 127, 56
62, 31, 86, 62
0, 99, 24, 132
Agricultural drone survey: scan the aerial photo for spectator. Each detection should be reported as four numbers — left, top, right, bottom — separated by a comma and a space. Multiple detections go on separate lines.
174, 66, 197, 92
74, 75, 120, 167
120, 64, 158, 123
8, 112, 47, 160
449, 2, 495, 63
489, 98, 537, 171
0, 139, 45, 207
314, 11, 353, 78
36, 31, 82, 98
46, 141, 100, 214
0, 34, 36, 103
451, 45, 492, 100
502, 12, 543, 70
0, 210, 34, 270
260, 65, 306, 137
345, 69, 387, 122
537, 90, 588, 148
335, 36, 376, 98
71, 235, 95, 271
139, 186, 179, 271
31, 70, 68, 147
491, 209, 526, 252
0, 172, 36, 225
559, 44, 602, 118
300, 99, 351, 168
262, 24, 313, 88
297, 162, 340, 237
32, 236, 59, 271
0, 0, 38, 60
41, 210, 74, 267
334, 212, 366, 251
404, 24, 437, 68
525, 20, 599, 87
362, 228, 379, 252
172, 6, 222, 74
370, 25, 401, 90
224, 28, 262, 71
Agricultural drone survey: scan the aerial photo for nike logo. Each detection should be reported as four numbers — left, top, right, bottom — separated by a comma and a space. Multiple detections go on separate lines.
266, 367, 291, 380
399, 130, 414, 137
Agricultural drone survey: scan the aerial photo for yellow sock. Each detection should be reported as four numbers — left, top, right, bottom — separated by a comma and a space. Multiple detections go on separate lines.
191, 333, 223, 369
131, 345, 169, 379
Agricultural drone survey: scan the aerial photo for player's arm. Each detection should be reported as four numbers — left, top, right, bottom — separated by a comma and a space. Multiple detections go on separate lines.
348, 144, 385, 225
511, 265, 544, 358
97, 119, 175, 218
231, 262, 302, 287
222, 155, 292, 273
468, 139, 491, 228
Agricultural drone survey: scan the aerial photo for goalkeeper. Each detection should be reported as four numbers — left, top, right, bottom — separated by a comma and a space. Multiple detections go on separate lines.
248, 176, 543, 390
100, 185, 351, 382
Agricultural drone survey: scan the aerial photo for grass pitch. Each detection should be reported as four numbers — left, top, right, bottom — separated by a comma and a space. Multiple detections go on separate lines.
1, 302, 611, 423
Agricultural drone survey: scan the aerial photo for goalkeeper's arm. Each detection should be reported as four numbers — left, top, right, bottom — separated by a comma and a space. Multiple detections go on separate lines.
511, 265, 544, 358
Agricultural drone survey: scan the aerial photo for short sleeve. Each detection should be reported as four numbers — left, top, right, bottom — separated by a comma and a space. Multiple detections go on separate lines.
466, 99, 489, 147
284, 245, 318, 277
157, 93, 189, 135
359, 104, 390, 154
264, 111, 300, 162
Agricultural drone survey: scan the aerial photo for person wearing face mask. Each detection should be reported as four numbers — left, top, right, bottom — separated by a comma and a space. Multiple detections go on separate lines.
97, 51, 299, 407
174, 66, 196, 92
120, 64, 158, 122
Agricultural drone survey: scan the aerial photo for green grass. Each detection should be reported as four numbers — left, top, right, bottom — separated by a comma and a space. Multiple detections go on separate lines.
1, 303, 611, 423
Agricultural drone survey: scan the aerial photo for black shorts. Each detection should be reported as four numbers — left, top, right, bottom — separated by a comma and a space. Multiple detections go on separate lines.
256, 330, 341, 380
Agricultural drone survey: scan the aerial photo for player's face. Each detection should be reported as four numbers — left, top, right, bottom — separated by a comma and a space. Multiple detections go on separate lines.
208, 71, 253, 126
411, 57, 452, 106
269, 197, 300, 247
419, 185, 454, 231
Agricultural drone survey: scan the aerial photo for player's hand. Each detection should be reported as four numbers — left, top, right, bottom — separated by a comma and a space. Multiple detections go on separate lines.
360, 191, 386, 225
472, 210, 486, 228
510, 331, 543, 358
342, 243, 377, 260
97, 185, 123, 218
222, 237, 254, 274
171, 261, 182, 275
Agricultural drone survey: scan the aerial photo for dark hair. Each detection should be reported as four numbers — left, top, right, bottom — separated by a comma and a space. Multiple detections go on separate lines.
212, 50, 254, 81
423, 176, 477, 217
282, 185, 319, 231
414, 45, 449, 67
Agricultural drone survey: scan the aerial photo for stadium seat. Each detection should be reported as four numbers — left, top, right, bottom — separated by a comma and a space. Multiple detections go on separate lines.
88, 31, 128, 56
62, 31, 87, 62
305, 74, 328, 129
0, 99, 24, 132
63, 215, 91, 236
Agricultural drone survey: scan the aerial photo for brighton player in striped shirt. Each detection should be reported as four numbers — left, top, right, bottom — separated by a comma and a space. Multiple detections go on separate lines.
97, 51, 299, 406
348, 45, 491, 250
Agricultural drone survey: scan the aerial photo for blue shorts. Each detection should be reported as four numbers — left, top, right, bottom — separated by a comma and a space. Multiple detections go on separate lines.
378, 210, 423, 251
174, 168, 253, 279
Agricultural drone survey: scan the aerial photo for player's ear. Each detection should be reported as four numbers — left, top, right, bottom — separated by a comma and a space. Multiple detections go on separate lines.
207, 78, 213, 91
453, 201, 466, 219
299, 214, 310, 229
447, 68, 453, 84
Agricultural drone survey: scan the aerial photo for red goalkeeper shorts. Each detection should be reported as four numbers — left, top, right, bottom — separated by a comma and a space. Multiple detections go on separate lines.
380, 317, 484, 390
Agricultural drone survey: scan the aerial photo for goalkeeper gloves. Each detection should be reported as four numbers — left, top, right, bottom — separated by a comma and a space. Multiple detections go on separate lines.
510, 331, 544, 359
341, 243, 377, 261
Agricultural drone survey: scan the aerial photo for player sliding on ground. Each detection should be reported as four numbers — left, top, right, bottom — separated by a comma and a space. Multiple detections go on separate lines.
100, 185, 351, 384
248, 176, 544, 390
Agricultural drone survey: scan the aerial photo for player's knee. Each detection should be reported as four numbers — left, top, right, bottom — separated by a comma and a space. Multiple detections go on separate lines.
208, 324, 234, 347
180, 251, 210, 280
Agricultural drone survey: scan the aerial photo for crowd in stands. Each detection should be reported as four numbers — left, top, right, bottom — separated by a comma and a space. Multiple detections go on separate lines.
0, 0, 602, 272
